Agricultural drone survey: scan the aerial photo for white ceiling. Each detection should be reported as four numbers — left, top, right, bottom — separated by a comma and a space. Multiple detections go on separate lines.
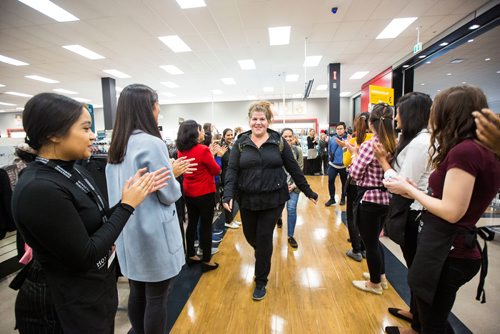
0, 0, 493, 111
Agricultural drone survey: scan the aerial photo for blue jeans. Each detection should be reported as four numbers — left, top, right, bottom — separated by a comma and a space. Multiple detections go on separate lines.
286, 191, 300, 237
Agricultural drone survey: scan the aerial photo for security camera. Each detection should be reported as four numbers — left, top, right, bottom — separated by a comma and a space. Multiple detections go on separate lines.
331, 7, 338, 14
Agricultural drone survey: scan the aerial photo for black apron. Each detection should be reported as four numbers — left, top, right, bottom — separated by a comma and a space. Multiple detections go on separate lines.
352, 185, 386, 229
384, 194, 414, 245
408, 212, 478, 305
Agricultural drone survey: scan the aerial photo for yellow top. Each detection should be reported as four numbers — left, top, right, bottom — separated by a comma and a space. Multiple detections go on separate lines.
343, 133, 374, 167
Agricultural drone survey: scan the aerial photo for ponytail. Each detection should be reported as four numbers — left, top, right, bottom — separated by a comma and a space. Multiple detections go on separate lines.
370, 103, 396, 155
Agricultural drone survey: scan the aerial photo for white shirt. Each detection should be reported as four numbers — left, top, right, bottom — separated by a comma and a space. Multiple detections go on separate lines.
384, 129, 433, 211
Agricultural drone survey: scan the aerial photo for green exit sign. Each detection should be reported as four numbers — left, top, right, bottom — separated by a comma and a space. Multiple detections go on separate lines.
413, 42, 423, 54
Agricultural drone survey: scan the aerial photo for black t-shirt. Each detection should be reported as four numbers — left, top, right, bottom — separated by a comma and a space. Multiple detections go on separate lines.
12, 160, 134, 332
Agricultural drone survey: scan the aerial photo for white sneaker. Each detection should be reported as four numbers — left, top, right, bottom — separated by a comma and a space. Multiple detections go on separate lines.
196, 248, 203, 257
225, 222, 240, 229
352, 280, 383, 295
362, 272, 388, 290
211, 247, 219, 255
233, 220, 242, 226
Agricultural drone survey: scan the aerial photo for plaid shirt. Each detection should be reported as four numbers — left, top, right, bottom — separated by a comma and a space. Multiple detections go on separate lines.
348, 135, 389, 205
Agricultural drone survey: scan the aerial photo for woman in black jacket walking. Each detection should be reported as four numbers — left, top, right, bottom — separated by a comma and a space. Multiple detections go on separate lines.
223, 101, 318, 301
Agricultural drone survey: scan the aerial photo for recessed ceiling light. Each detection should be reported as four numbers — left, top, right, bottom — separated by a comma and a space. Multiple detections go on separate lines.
497, 70, 500, 74
462, 81, 467, 84
469, 24, 480, 30
439, 42, 449, 46
63, 45, 105, 59
304, 55, 322, 67
238, 59, 256, 70
468, 39, 474, 43
103, 69, 131, 78
485, 58, 491, 61
268, 26, 291, 46
0, 54, 29, 66
25, 75, 59, 83
349, 71, 369, 80
402, 64, 409, 68
53, 88, 78, 94
418, 55, 426, 59
74, 97, 91, 103
221, 78, 236, 85
316, 84, 327, 91
340, 92, 352, 97
175, 0, 206, 9
447, 73, 452, 76
437, 89, 441, 92
420, 83, 425, 86
160, 65, 184, 75
18, 0, 79, 22
450, 58, 464, 64
211, 89, 223, 95
161, 92, 176, 97
0, 84, 5, 87
263, 87, 274, 92
5, 91, 33, 97
376, 17, 418, 39
158, 35, 192, 53
0, 101, 17, 106
161, 82, 179, 88
426, 61, 431, 64
286, 74, 299, 82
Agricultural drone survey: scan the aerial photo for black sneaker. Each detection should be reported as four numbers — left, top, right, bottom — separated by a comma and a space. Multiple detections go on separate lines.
339, 199, 346, 206
252, 286, 266, 301
325, 199, 336, 206
288, 236, 298, 248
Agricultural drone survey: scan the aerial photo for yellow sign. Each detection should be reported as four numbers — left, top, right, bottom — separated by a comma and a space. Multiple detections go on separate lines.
369, 85, 394, 106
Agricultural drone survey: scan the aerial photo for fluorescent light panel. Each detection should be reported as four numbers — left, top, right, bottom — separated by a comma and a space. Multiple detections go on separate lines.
0, 55, 29, 66
103, 69, 131, 78
176, 0, 206, 9
268, 26, 291, 46
158, 35, 192, 53
53, 88, 78, 94
340, 92, 352, 97
349, 71, 369, 80
0, 102, 17, 106
469, 24, 480, 30
18, 0, 79, 22
62, 45, 105, 59
25, 75, 59, 83
6, 91, 33, 97
286, 74, 299, 82
160, 65, 184, 75
238, 59, 256, 70
263, 86, 274, 92
74, 97, 91, 103
376, 17, 418, 39
304, 56, 322, 67
221, 78, 236, 85
0, 84, 6, 87
161, 82, 179, 88
316, 84, 327, 91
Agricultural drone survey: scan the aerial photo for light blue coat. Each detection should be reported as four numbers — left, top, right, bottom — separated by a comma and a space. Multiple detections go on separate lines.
106, 131, 185, 282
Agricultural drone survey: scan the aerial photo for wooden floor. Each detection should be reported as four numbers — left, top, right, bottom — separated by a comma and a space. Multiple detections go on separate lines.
171, 176, 409, 334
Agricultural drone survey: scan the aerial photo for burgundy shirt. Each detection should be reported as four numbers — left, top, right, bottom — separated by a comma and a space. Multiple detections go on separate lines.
428, 139, 500, 259
178, 144, 221, 197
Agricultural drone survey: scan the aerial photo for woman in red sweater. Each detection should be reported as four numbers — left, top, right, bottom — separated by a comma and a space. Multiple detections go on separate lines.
177, 120, 221, 272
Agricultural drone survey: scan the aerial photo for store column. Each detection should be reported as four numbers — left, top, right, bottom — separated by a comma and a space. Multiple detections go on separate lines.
101, 77, 117, 130
327, 63, 341, 126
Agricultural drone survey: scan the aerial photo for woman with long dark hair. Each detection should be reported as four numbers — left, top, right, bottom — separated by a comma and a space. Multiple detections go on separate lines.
346, 103, 396, 295
177, 120, 221, 272
12, 92, 165, 333
384, 86, 500, 334
373, 92, 433, 333
106, 84, 185, 334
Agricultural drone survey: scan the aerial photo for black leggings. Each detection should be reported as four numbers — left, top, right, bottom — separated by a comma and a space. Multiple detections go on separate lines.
357, 201, 388, 284
240, 204, 284, 288
185, 193, 215, 262
416, 257, 481, 334
346, 183, 364, 253
128, 279, 171, 334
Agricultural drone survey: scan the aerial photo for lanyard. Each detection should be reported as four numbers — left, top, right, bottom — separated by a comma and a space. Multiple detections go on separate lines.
35, 157, 108, 224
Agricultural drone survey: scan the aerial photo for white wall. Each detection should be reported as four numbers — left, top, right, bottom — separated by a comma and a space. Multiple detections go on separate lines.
1, 97, 352, 139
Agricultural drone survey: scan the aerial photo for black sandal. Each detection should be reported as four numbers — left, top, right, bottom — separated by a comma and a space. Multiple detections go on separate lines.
385, 326, 401, 334
388, 308, 412, 323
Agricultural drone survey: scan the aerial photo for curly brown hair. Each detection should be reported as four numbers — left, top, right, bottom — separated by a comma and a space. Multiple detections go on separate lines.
429, 85, 488, 168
